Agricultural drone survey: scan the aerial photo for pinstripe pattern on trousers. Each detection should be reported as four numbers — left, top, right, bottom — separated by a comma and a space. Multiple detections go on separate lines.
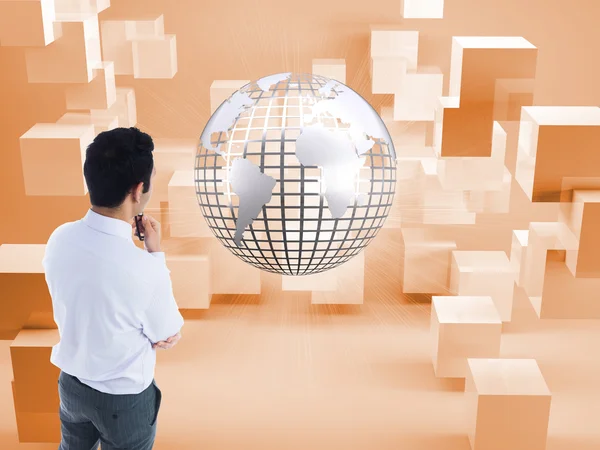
57, 370, 162, 450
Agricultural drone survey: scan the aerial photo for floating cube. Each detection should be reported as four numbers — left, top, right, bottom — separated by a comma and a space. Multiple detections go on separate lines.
312, 58, 346, 84
10, 329, 61, 443
0, 244, 53, 340
132, 34, 177, 79
419, 159, 477, 225
509, 230, 529, 287
401, 0, 444, 18
168, 170, 213, 238
521, 220, 600, 319
370, 57, 407, 95
90, 87, 136, 127
493, 78, 534, 122
465, 167, 512, 214
56, 111, 118, 135
125, 15, 164, 39
520, 222, 578, 301
160, 237, 208, 256
515, 106, 600, 202
369, 27, 417, 95
431, 296, 502, 378
393, 67, 443, 121
10, 329, 60, 412
561, 190, 600, 278
25, 15, 102, 83
536, 256, 600, 319
20, 123, 94, 196
65, 61, 116, 110
210, 80, 251, 114
0, 0, 62, 47
465, 358, 551, 450
167, 254, 211, 309
400, 228, 456, 294
12, 407, 60, 443
450, 251, 516, 322
437, 122, 506, 191
384, 146, 436, 228
370, 27, 418, 68
54, 0, 110, 16
433, 96, 458, 156
23, 310, 56, 330
100, 20, 133, 75
100, 16, 166, 76
100, 16, 165, 75
146, 139, 196, 211
440, 37, 537, 157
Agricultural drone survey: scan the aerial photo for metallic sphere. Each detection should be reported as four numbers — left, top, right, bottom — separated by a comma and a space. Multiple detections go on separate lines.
195, 72, 396, 276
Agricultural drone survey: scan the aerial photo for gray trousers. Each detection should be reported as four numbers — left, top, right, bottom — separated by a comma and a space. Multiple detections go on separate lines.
57, 370, 162, 450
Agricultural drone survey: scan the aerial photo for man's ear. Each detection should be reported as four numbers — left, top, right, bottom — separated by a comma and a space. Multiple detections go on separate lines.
133, 182, 144, 203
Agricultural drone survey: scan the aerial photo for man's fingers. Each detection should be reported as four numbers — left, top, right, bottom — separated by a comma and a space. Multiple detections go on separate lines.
144, 214, 161, 233
166, 332, 181, 343
144, 214, 156, 226
153, 340, 174, 349
152, 334, 181, 350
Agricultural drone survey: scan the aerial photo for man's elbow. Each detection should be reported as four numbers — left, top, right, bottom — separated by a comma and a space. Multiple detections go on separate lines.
149, 322, 184, 344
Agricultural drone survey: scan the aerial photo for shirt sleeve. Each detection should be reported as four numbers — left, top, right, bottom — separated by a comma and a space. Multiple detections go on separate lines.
149, 252, 170, 272
140, 267, 184, 344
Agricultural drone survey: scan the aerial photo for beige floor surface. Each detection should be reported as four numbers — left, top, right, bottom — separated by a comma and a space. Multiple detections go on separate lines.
1, 231, 599, 449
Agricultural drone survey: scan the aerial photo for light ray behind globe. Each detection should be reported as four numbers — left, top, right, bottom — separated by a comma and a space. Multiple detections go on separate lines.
195, 72, 397, 276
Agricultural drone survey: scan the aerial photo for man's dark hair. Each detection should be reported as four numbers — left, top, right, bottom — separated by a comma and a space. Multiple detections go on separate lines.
83, 127, 154, 208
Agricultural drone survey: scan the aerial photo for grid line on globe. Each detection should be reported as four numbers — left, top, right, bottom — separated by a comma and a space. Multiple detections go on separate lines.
195, 73, 397, 276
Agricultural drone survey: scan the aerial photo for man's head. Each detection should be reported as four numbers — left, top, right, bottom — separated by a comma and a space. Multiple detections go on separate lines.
83, 127, 156, 218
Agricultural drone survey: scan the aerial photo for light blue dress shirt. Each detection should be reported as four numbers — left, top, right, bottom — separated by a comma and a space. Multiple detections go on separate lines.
43, 208, 184, 395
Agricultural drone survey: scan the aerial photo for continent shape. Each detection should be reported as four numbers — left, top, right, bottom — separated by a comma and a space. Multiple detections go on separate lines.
318, 79, 339, 96
200, 90, 254, 156
295, 123, 368, 219
310, 82, 395, 158
230, 157, 277, 246
256, 72, 292, 92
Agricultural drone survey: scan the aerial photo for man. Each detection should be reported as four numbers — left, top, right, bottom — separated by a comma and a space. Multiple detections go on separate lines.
42, 127, 185, 450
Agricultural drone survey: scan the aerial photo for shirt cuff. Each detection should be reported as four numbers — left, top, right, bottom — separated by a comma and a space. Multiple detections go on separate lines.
149, 251, 166, 262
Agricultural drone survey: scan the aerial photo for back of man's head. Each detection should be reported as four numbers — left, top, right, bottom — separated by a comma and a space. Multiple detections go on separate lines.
83, 127, 154, 209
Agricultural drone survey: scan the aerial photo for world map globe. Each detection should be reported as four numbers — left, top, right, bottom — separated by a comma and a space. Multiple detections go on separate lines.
195, 72, 397, 276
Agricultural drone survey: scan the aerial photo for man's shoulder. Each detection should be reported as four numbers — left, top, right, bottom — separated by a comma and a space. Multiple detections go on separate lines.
49, 219, 81, 239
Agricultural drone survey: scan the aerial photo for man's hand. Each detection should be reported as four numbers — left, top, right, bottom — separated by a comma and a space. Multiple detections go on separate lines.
152, 331, 181, 350
131, 214, 162, 253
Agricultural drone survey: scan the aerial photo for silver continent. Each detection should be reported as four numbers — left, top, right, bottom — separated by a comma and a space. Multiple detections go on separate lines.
195, 72, 397, 276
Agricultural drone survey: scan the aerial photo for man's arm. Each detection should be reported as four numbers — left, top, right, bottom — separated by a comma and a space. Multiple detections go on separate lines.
140, 269, 184, 345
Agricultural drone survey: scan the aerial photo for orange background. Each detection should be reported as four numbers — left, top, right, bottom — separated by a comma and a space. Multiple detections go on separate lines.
1, 0, 600, 244
2, 1, 600, 449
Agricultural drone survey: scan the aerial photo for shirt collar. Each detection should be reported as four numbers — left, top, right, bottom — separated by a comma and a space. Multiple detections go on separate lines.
82, 208, 133, 241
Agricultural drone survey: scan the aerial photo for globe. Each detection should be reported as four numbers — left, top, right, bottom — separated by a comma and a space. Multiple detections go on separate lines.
195, 72, 397, 276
